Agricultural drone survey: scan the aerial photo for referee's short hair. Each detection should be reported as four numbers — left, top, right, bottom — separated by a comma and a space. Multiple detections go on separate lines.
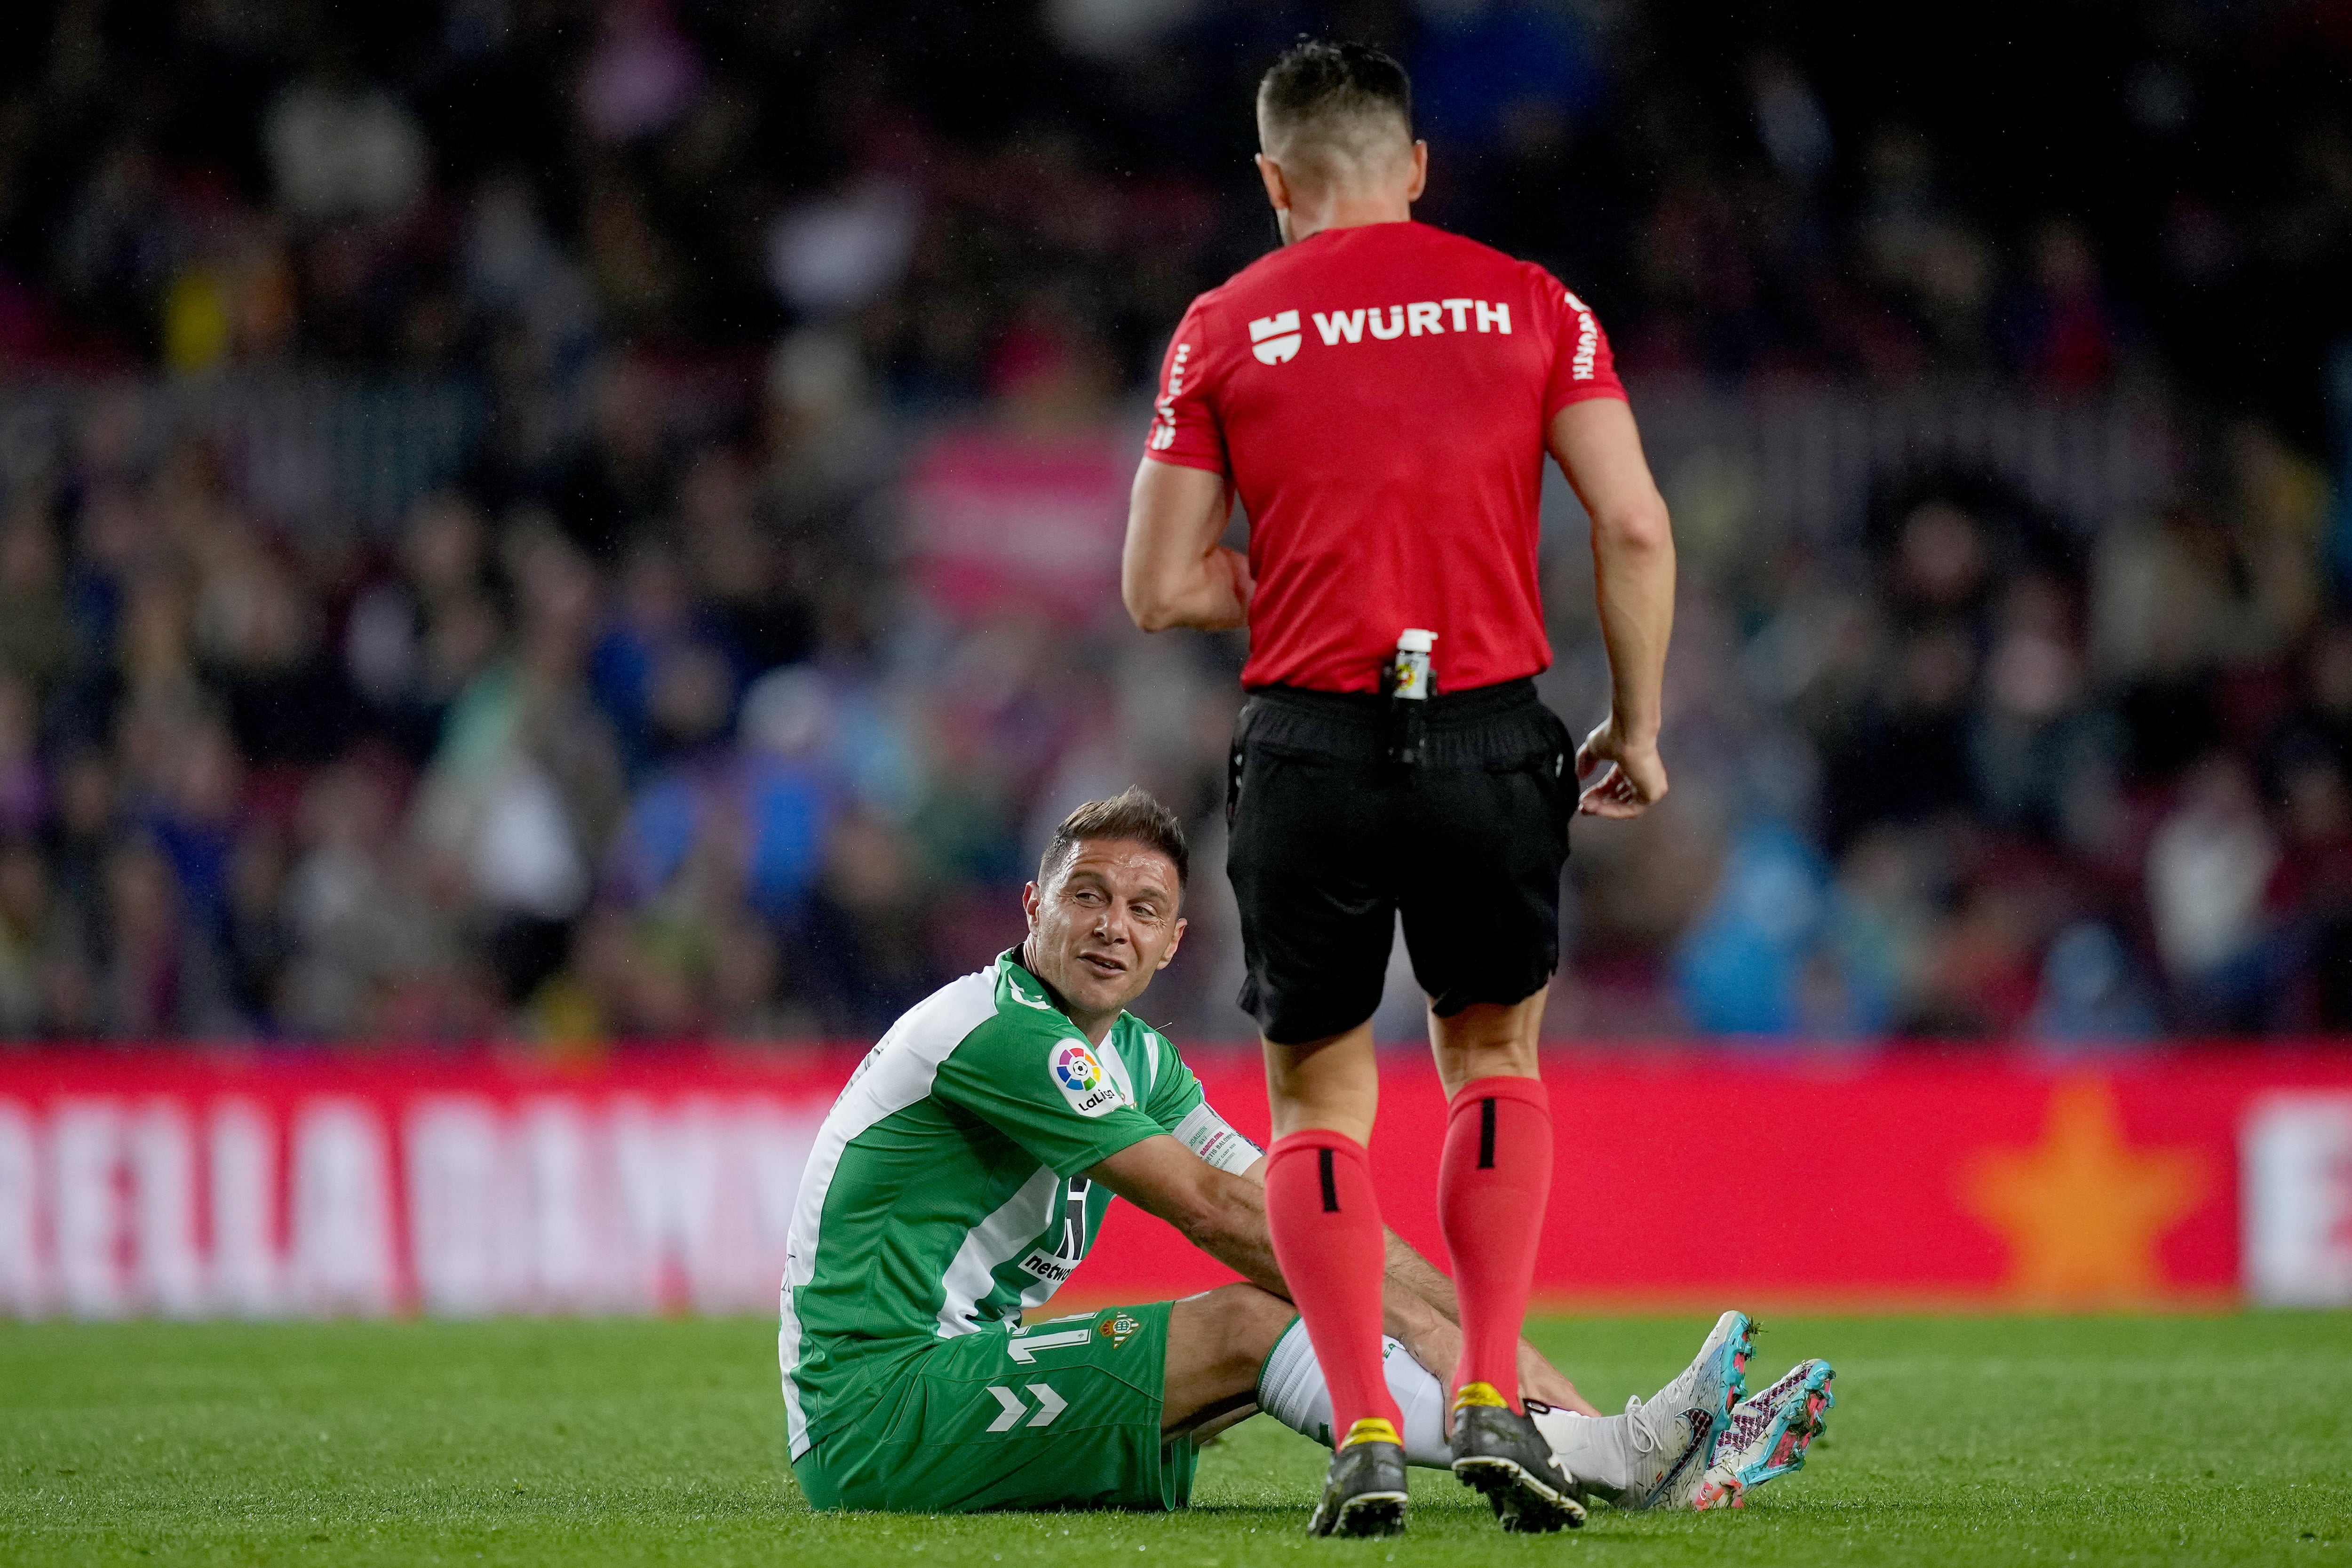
1039, 788, 1189, 895
1256, 40, 1413, 183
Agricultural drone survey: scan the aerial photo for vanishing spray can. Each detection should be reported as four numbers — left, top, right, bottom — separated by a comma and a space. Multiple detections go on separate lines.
1385, 628, 1437, 766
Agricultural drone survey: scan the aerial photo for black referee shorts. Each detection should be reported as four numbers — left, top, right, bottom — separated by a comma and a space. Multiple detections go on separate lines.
1225, 678, 1573, 1045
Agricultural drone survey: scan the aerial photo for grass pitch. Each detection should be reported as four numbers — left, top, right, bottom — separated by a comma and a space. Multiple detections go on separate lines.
3, 1313, 2347, 1565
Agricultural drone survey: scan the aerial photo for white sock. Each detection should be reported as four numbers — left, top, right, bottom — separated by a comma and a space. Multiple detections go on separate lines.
1255, 1318, 1452, 1468
1531, 1404, 1638, 1497
1252, 1319, 1653, 1492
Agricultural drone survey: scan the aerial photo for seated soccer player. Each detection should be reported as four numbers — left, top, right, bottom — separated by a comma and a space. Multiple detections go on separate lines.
779, 789, 1832, 1520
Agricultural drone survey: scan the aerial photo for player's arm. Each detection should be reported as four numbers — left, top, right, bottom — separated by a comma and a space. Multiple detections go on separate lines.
1547, 397, 1676, 820
1121, 459, 1253, 632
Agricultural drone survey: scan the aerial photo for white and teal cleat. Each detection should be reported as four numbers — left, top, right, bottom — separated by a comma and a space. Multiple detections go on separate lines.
1534, 1310, 1754, 1512
1689, 1358, 1836, 1511
1671, 1311, 1754, 1425
1656, 1307, 1750, 1457
1637, 1310, 1753, 1509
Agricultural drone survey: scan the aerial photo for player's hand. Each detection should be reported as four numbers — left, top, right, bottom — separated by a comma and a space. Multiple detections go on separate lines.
1518, 1338, 1601, 1417
1574, 719, 1668, 819
1208, 544, 1254, 629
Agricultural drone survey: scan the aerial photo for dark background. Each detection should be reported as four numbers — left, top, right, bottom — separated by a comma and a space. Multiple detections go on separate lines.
0, 0, 2342, 1047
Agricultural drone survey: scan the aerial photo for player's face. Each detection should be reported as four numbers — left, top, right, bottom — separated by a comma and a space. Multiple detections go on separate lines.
1021, 840, 1187, 1025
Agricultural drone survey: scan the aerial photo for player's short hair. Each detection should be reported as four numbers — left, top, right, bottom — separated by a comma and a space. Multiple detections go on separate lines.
1038, 788, 1189, 895
1256, 39, 1414, 187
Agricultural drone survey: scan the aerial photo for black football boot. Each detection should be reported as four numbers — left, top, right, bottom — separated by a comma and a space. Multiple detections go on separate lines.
1449, 1383, 1588, 1533
1306, 1422, 1409, 1538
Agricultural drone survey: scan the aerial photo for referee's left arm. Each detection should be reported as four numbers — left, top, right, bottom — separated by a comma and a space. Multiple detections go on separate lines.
1122, 459, 1253, 632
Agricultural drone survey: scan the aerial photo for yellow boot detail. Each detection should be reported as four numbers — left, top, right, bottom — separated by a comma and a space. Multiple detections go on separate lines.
1452, 1381, 1509, 1413
1340, 1417, 1401, 1449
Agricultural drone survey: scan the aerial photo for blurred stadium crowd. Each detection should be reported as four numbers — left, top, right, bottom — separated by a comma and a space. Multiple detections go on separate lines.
0, 0, 2345, 1045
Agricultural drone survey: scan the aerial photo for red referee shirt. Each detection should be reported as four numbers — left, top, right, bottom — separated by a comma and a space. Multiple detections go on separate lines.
1145, 219, 1626, 694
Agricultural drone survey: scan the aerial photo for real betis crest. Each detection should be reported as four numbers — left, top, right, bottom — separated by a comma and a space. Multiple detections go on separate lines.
1098, 1311, 1143, 1348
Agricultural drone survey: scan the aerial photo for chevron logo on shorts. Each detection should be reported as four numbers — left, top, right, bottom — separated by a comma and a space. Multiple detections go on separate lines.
984, 1383, 1067, 1432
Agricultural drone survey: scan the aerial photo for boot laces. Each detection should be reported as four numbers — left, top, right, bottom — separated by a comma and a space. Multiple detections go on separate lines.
1622, 1394, 1681, 1459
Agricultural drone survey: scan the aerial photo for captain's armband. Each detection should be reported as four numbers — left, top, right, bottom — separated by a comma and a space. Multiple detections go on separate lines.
1172, 1102, 1262, 1174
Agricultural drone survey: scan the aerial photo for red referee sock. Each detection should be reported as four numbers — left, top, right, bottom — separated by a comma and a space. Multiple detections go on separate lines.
1438, 1075, 1554, 1411
1263, 1130, 1401, 1446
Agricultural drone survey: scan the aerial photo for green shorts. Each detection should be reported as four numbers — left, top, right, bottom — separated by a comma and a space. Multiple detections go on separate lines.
793, 1302, 1196, 1514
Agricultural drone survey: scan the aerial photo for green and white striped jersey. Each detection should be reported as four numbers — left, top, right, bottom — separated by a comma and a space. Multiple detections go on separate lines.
779, 948, 1262, 1459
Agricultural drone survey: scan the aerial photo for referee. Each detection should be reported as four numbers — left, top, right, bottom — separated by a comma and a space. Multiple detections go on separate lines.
1121, 41, 1676, 1538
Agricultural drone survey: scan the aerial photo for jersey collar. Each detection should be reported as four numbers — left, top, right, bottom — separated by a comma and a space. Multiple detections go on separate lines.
1000, 947, 1076, 1023
998, 947, 1136, 1042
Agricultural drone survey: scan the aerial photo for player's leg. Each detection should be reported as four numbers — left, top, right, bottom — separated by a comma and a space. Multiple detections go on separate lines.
1257, 1019, 1387, 1444
1427, 987, 1551, 1409
1396, 693, 1577, 1530
1160, 1281, 1453, 1463
1226, 709, 1406, 1529
1259, 1013, 1386, 1440
1260, 1036, 1409, 1536
1263, 1020, 1379, 1144
1255, 1318, 1454, 1466
1161, 1282, 1297, 1440
1398, 701, 1570, 1415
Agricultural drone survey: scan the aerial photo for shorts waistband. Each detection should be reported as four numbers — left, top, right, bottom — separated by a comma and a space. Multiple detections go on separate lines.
1238, 678, 1558, 769
1243, 677, 1542, 728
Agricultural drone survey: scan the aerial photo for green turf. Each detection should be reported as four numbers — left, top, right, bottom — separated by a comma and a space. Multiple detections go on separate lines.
2, 1313, 2348, 1565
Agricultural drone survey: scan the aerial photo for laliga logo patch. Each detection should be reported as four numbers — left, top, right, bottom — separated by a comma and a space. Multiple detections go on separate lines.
1249, 310, 1301, 365
1051, 1042, 1124, 1116
1054, 1044, 1101, 1092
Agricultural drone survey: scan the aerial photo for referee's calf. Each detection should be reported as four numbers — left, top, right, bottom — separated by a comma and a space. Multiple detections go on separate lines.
1121, 38, 1676, 1539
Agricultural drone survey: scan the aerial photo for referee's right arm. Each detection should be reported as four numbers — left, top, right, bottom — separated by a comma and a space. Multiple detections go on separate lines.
1549, 396, 1676, 819
1123, 461, 1253, 633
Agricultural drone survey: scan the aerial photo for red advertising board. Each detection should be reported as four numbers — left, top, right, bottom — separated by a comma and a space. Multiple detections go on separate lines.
1088, 1050, 2352, 1309
0, 1047, 2347, 1318
0, 1050, 864, 1320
